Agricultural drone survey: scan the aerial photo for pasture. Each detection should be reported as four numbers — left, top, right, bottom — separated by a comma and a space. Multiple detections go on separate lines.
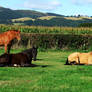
0, 49, 92, 92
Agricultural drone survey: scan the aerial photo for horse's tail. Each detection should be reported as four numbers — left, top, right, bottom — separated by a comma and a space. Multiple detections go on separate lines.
65, 58, 70, 65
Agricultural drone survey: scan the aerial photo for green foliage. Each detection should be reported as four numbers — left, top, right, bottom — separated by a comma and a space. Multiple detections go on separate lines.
0, 25, 92, 50
79, 23, 92, 27
16, 33, 92, 51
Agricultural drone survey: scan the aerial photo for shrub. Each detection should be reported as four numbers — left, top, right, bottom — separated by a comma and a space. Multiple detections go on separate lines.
13, 33, 92, 51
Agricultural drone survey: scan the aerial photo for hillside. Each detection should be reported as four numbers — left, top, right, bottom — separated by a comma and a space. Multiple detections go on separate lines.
0, 6, 92, 27
0, 7, 21, 19
14, 10, 47, 18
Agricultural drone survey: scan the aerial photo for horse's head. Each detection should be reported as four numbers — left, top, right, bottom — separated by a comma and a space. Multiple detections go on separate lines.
15, 30, 21, 41
32, 46, 38, 61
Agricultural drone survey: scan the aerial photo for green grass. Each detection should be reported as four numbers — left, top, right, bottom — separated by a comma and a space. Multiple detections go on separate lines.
0, 50, 92, 92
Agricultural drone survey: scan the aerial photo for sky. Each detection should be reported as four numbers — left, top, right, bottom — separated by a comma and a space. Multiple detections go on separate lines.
0, 0, 92, 16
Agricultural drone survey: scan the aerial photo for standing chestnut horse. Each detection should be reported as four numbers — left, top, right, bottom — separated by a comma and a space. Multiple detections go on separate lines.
0, 30, 21, 53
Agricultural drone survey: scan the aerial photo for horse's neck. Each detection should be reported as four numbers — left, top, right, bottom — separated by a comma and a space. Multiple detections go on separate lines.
8, 32, 16, 40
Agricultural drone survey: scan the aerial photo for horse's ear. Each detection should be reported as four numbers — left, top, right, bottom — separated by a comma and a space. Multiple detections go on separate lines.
17, 30, 21, 33
19, 30, 20, 32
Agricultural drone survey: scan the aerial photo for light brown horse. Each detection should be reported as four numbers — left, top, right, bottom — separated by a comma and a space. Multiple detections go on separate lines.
0, 30, 21, 53
65, 52, 92, 65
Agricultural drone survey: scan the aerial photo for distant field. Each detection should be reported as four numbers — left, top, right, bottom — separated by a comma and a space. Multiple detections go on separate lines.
38, 16, 56, 20
12, 17, 35, 22
0, 50, 92, 92
12, 16, 56, 22
64, 16, 92, 20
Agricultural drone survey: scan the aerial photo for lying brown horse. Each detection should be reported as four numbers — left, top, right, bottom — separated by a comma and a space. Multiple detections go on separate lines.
65, 52, 92, 65
0, 53, 32, 67
0, 47, 38, 67
0, 30, 21, 53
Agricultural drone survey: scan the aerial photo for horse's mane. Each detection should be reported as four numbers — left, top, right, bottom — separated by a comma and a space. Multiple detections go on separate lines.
7, 30, 20, 32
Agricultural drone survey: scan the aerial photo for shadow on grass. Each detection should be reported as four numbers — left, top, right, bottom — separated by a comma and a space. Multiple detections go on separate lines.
0, 63, 52, 68
28, 64, 52, 68
35, 58, 44, 61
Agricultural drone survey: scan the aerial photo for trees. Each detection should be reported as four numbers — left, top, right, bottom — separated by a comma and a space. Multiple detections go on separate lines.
79, 23, 92, 27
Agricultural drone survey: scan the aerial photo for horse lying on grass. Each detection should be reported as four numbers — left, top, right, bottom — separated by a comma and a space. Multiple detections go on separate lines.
65, 52, 92, 65
0, 47, 38, 67
0, 53, 32, 66
0, 53, 32, 67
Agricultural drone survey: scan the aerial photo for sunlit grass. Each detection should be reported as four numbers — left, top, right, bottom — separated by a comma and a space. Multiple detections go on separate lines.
0, 50, 92, 92
12, 17, 35, 22
38, 16, 56, 20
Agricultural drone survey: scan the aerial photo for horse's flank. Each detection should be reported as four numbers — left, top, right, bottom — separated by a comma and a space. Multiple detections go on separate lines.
0, 30, 21, 53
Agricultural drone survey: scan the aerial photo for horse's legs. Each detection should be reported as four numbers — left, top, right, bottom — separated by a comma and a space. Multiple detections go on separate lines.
5, 44, 7, 53
8, 40, 13, 54
8, 43, 12, 54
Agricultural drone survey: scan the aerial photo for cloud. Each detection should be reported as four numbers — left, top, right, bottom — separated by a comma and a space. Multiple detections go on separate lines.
24, 0, 62, 11
72, 0, 92, 5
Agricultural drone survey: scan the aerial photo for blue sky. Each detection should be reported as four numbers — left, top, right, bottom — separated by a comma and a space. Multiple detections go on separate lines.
0, 0, 92, 16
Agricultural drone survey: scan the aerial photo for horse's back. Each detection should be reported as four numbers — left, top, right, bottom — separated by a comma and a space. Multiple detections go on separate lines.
11, 53, 28, 63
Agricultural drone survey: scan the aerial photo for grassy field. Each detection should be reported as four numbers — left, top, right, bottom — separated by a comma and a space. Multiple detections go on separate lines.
0, 50, 92, 92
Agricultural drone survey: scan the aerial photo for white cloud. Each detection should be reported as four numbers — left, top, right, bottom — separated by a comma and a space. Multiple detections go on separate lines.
24, 0, 62, 11
72, 0, 92, 5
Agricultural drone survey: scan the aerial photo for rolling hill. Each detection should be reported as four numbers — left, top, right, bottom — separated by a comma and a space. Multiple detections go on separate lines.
0, 6, 92, 27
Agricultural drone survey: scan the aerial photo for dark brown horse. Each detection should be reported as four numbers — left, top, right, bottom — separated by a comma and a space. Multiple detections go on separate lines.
22, 46, 38, 61
0, 30, 21, 53
0, 53, 32, 67
0, 47, 37, 67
